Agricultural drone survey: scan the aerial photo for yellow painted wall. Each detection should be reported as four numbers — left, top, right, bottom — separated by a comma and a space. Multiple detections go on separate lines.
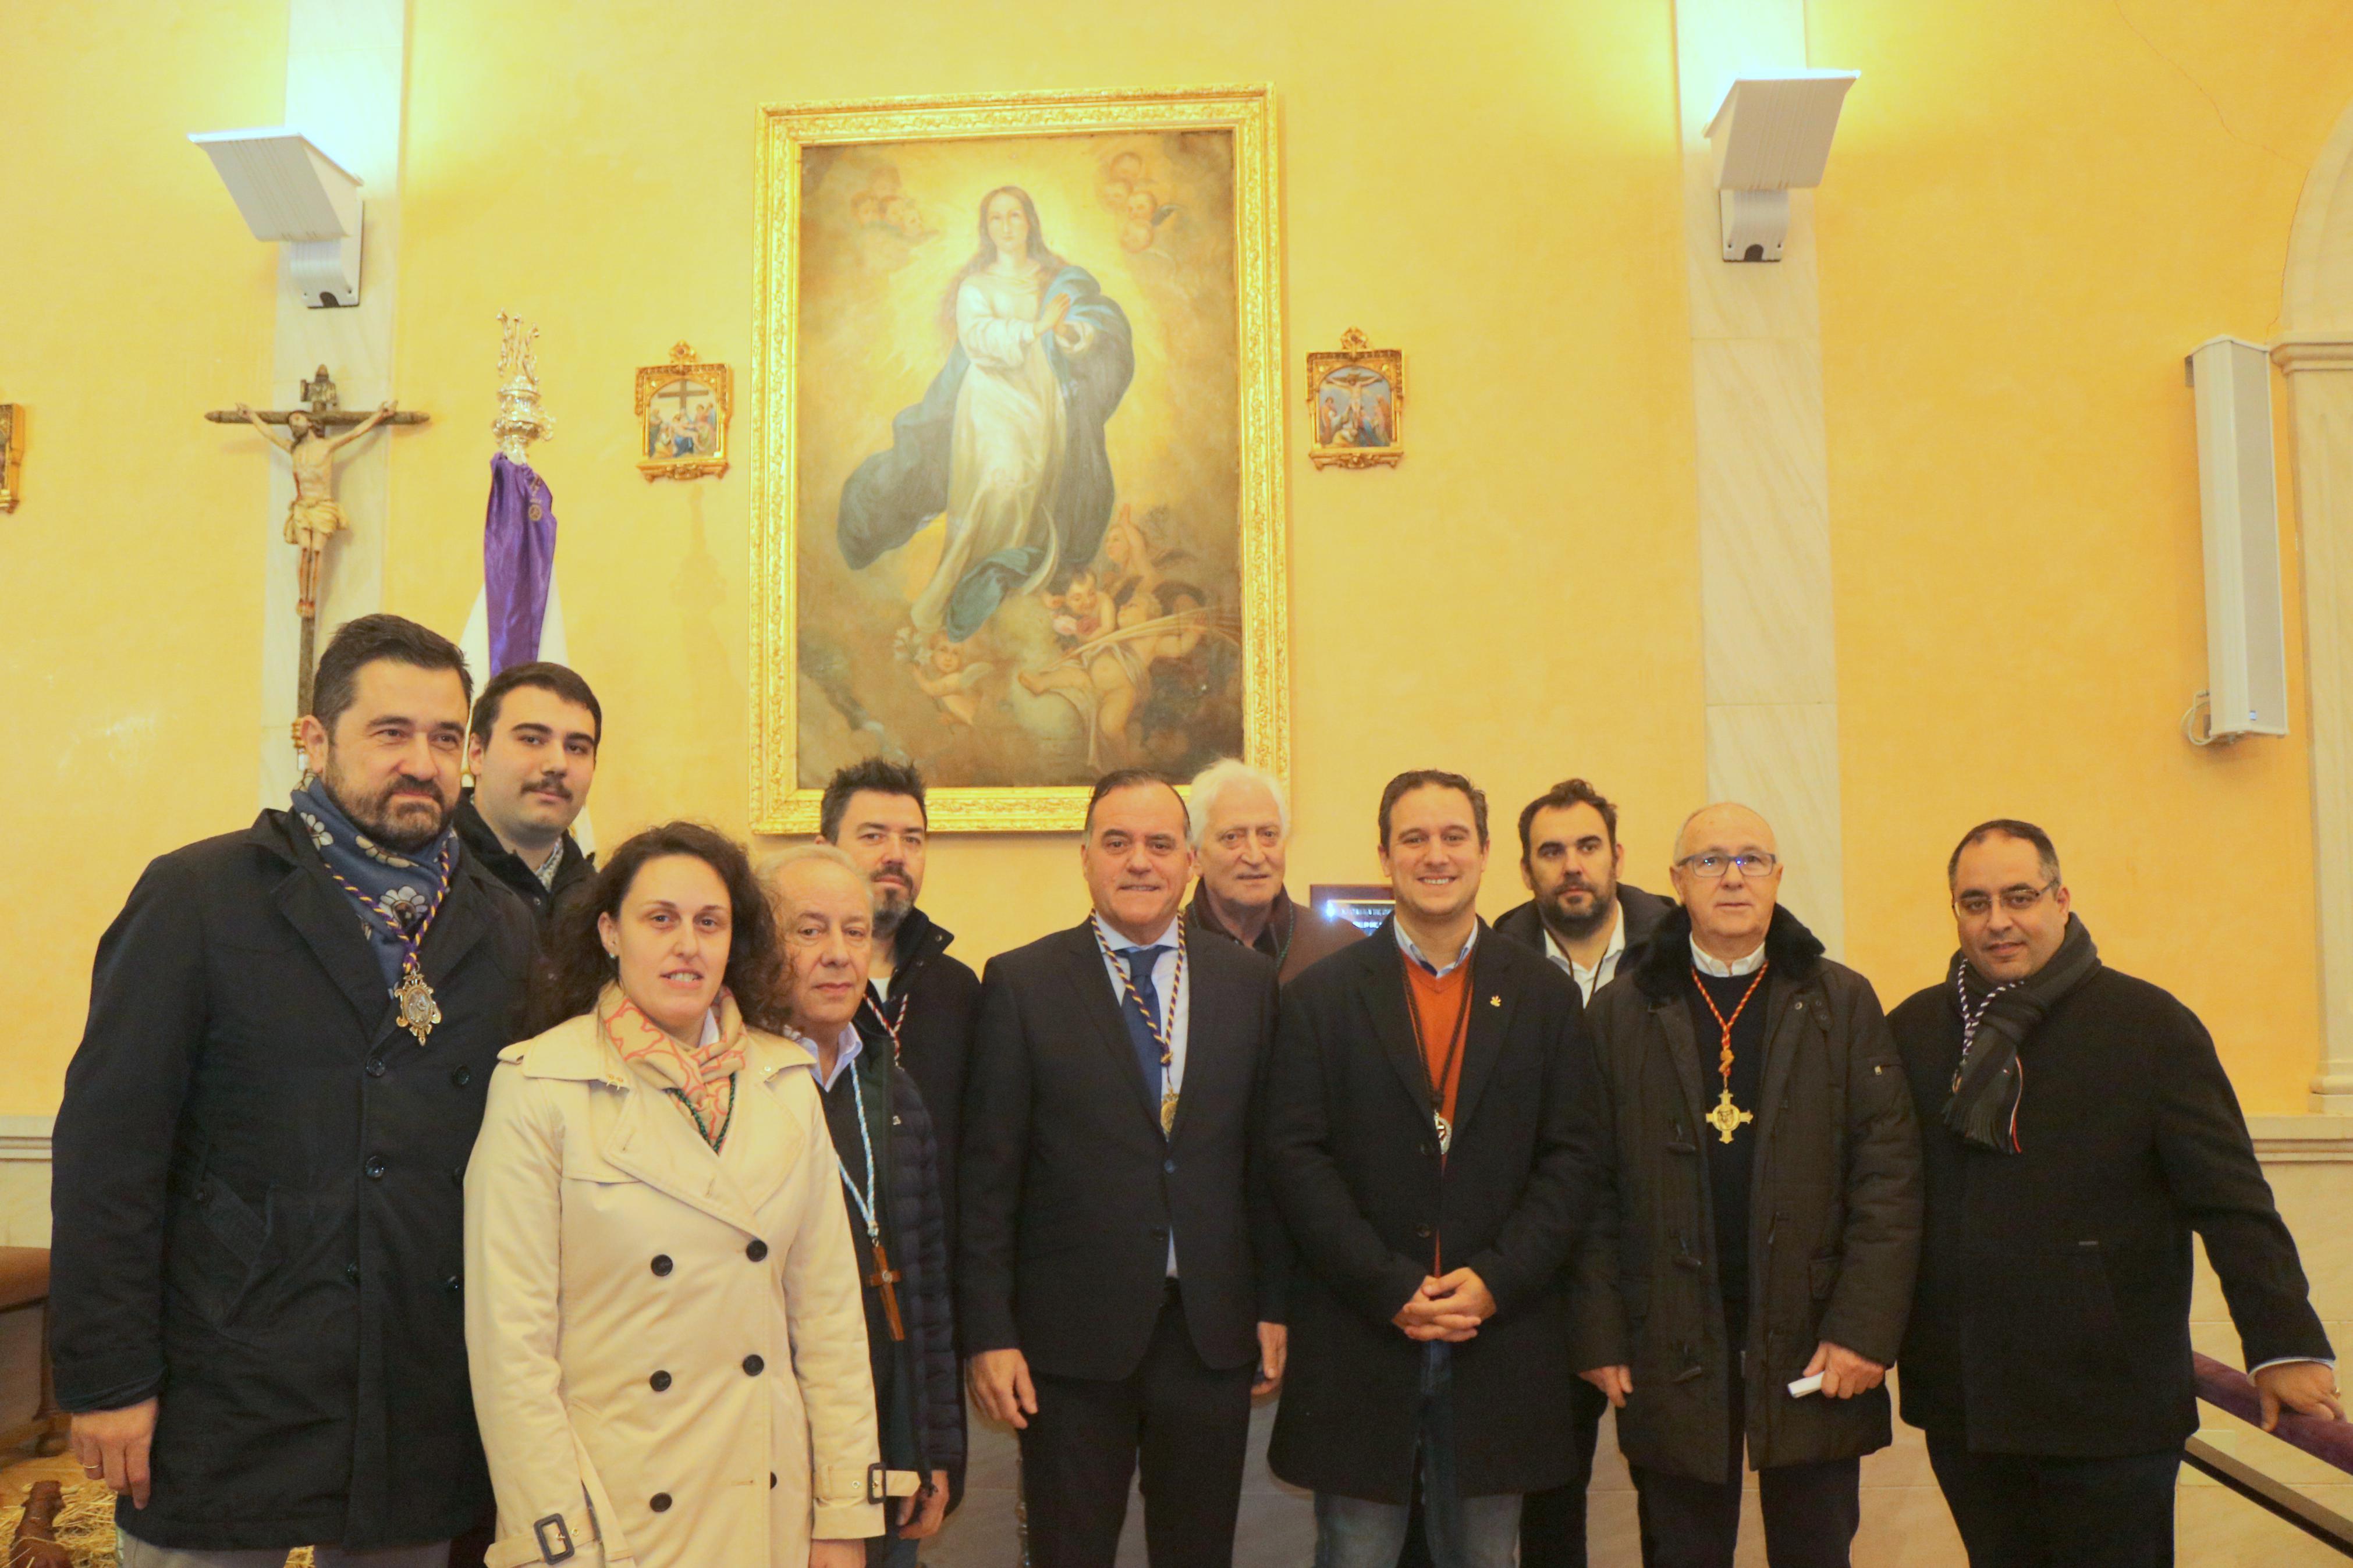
0, 3, 288, 1115
10, 0, 2353, 1116
1813, 0, 2353, 1110
386, 1, 1703, 969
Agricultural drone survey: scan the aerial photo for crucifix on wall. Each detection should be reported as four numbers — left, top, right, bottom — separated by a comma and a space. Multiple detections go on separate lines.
206, 365, 428, 741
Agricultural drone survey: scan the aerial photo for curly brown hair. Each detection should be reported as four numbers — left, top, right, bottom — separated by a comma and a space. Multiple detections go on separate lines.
524, 821, 789, 1037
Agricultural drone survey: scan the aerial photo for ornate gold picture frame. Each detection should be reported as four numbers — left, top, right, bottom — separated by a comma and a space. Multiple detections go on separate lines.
0, 404, 22, 512
1307, 328, 1402, 470
635, 343, 730, 481
753, 85, 1289, 832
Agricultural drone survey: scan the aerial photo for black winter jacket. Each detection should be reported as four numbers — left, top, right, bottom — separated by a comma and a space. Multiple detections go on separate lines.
1891, 964, 2332, 1456
1568, 905, 1922, 1484
51, 811, 533, 1550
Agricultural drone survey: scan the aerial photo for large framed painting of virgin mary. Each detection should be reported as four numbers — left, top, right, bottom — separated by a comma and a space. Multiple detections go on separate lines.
752, 85, 1289, 832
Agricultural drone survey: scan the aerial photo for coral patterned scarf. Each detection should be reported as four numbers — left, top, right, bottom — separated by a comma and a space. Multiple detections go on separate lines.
599, 982, 746, 1150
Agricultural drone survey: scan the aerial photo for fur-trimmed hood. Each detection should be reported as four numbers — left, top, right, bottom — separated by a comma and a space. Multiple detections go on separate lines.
1632, 901, 1826, 1002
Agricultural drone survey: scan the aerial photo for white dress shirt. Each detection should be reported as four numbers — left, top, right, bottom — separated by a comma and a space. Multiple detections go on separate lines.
1394, 918, 1478, 977
1544, 907, 1628, 1004
1094, 911, 1190, 1276
1690, 936, 1766, 977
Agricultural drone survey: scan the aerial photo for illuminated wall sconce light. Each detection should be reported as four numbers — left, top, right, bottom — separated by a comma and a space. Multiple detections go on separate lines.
1705, 71, 1859, 262
188, 128, 364, 307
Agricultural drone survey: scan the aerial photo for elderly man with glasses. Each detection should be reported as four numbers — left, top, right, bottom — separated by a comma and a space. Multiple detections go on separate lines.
1890, 818, 2340, 1568
1569, 803, 1921, 1568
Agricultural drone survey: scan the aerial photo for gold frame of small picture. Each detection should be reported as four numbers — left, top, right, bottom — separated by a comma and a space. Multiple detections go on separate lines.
634, 344, 732, 481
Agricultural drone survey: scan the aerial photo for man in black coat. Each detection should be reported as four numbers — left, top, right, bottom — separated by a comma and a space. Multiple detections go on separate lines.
821, 760, 982, 1235
1486, 776, 1672, 1568
765, 845, 965, 1565
450, 659, 601, 921
960, 770, 1287, 1568
1571, 803, 1920, 1568
53, 616, 534, 1565
1496, 777, 1674, 1013
1894, 819, 2342, 1568
1266, 770, 1605, 1568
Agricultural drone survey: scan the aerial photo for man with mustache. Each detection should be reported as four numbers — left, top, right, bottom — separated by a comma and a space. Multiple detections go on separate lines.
819, 760, 981, 1232
452, 660, 601, 922
1893, 819, 2340, 1567
52, 615, 535, 1567
960, 769, 1287, 1568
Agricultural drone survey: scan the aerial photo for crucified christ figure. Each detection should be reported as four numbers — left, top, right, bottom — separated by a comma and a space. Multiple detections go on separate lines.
234, 400, 396, 620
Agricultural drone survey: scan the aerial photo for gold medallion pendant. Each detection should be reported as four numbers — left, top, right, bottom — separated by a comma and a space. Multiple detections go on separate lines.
393, 969, 441, 1046
1705, 1086, 1753, 1144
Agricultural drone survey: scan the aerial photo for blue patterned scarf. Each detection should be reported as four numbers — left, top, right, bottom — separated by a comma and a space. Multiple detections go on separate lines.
290, 780, 457, 990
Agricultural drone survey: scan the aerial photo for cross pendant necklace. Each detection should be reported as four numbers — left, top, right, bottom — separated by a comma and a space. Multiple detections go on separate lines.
866, 1240, 906, 1342
1692, 962, 1770, 1144
835, 1059, 906, 1342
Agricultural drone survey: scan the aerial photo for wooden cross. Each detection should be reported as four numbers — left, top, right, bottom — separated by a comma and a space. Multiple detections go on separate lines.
867, 1238, 906, 1342
204, 366, 428, 747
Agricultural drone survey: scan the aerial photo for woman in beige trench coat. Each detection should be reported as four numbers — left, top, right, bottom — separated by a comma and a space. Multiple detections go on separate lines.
466, 822, 883, 1568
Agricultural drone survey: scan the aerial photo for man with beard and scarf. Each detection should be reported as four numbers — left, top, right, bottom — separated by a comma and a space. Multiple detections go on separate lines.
52, 614, 534, 1567
453, 660, 601, 922
1892, 819, 2341, 1568
819, 760, 982, 1234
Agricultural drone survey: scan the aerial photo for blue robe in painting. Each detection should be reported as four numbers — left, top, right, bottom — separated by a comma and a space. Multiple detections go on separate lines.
837, 264, 1134, 642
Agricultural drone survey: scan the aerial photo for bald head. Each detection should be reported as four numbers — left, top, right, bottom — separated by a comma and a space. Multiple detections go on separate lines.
762, 846, 874, 1037
1670, 802, 1783, 961
1674, 803, 1777, 863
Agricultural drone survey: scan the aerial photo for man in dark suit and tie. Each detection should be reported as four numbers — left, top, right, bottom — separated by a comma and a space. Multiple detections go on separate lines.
960, 769, 1288, 1568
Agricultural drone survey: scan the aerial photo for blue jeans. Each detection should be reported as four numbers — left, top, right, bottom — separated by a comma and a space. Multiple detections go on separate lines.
1315, 1343, 1522, 1568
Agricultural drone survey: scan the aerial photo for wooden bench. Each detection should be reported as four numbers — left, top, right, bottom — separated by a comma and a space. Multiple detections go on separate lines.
0, 1247, 65, 1456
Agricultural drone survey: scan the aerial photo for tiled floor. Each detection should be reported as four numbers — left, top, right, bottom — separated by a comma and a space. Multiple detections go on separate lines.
6, 1392, 2346, 1567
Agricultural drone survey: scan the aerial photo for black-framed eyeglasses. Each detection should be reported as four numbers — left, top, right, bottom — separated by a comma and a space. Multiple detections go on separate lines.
1953, 880, 2058, 918
1677, 852, 1778, 879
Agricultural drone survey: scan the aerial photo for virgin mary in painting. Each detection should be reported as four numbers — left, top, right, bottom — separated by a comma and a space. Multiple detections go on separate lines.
837, 186, 1135, 643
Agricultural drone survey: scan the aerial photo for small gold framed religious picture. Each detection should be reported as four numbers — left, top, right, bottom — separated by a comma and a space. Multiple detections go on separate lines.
1306, 328, 1402, 470
635, 344, 731, 481
0, 403, 21, 511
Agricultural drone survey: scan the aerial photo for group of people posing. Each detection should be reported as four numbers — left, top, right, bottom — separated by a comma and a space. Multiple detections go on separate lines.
47, 611, 2346, 1568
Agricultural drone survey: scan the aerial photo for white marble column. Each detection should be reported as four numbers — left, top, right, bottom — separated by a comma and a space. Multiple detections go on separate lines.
2273, 335, 2353, 1110
1674, 0, 1846, 955
254, 0, 410, 806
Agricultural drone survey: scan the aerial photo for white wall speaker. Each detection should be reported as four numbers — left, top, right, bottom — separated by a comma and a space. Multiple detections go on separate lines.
2185, 336, 2288, 742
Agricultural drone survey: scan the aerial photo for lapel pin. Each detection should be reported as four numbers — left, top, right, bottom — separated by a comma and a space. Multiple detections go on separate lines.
1489, 995, 1501, 1007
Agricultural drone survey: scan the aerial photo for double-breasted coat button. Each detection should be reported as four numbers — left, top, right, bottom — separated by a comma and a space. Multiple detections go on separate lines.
365, 1057, 386, 1078
1415, 1223, 1433, 1239
444, 1274, 461, 1294
651, 1254, 673, 1277
743, 1354, 765, 1376
452, 1065, 473, 1087
746, 1239, 769, 1263
344, 1263, 360, 1285
364, 1155, 387, 1179
650, 1492, 672, 1512
650, 1370, 672, 1392
770, 1472, 778, 1489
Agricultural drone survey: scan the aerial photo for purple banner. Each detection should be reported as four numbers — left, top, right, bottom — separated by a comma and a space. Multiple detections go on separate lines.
484, 453, 556, 674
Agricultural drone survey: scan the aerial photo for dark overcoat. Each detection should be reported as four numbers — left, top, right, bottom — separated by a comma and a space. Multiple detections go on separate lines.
1567, 905, 1922, 1484
51, 810, 533, 1550
958, 920, 1286, 1379
1891, 964, 2333, 1456
1265, 922, 1606, 1502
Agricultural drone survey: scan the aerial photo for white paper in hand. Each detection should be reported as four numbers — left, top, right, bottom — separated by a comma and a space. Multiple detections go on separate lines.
1787, 1372, 1825, 1398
